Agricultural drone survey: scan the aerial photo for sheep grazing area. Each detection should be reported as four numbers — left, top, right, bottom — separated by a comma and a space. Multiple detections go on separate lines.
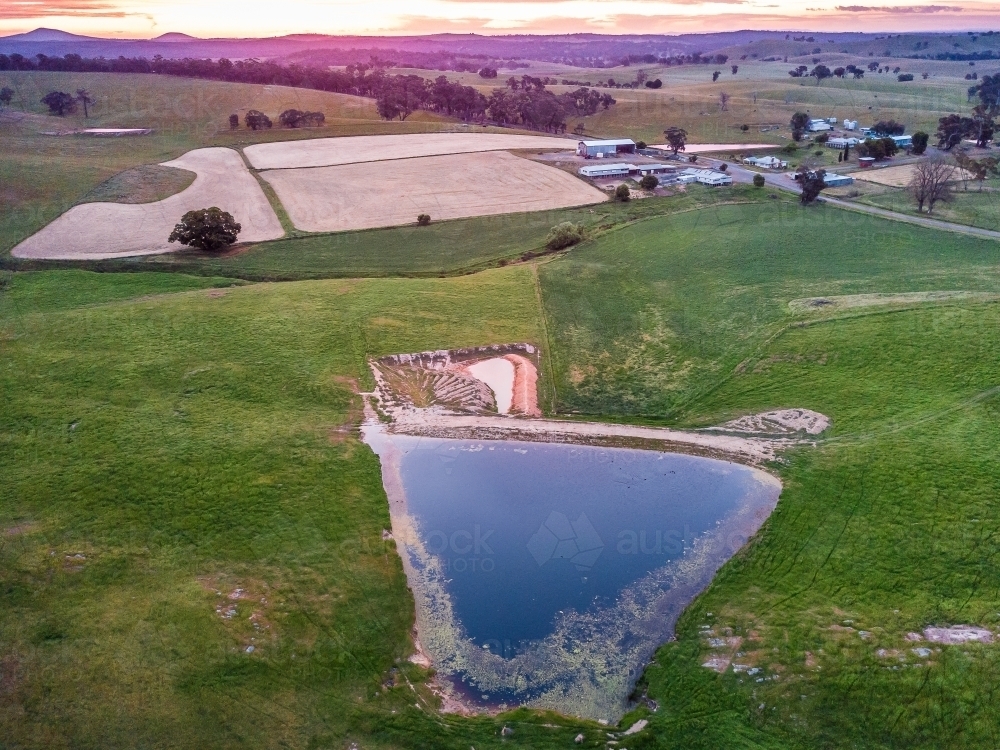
261, 150, 607, 233
11, 148, 283, 260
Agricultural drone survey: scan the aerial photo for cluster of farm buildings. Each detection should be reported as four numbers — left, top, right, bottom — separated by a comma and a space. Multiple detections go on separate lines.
574, 138, 734, 187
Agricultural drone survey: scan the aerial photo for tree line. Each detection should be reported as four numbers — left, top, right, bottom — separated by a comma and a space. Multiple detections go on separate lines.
0, 53, 616, 130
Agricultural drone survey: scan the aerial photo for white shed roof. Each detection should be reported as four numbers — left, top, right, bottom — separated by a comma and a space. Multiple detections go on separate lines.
580, 139, 636, 147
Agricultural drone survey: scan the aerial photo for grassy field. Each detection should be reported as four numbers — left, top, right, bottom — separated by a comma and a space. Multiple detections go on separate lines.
112, 184, 760, 280
538, 199, 1000, 419
5, 65, 1000, 749
393, 56, 983, 149
846, 179, 1000, 232
0, 267, 576, 749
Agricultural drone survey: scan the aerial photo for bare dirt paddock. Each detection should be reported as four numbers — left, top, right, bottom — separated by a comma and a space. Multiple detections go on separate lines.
11, 148, 283, 260
244, 132, 576, 169
260, 151, 607, 233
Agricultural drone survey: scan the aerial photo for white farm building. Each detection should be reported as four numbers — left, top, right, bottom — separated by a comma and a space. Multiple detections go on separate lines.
680, 168, 733, 186
578, 163, 632, 178
807, 119, 833, 132
743, 155, 787, 169
578, 163, 673, 179
577, 139, 637, 158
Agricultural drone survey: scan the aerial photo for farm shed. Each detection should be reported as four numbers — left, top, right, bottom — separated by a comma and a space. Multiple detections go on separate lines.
823, 173, 854, 187
630, 163, 673, 176
578, 163, 632, 178
577, 139, 637, 158
826, 137, 860, 149
807, 119, 832, 132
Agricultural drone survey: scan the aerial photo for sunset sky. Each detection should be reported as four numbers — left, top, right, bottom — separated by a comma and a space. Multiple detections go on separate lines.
1, 0, 999, 39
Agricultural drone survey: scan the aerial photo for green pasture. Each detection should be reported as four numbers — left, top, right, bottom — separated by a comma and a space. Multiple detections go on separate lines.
4, 67, 1000, 749
538, 200, 1000, 420
849, 179, 1000, 232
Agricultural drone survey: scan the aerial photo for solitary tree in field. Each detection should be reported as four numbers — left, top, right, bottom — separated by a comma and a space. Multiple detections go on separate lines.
909, 158, 954, 213
75, 89, 94, 118
41, 91, 77, 116
712, 71, 721, 82
731, 64, 739, 75
615, 183, 631, 202
228, 113, 239, 130
718, 92, 730, 111
0, 87, 13, 109
663, 126, 687, 156
416, 214, 431, 226
639, 174, 659, 190
753, 173, 766, 188
168, 207, 241, 251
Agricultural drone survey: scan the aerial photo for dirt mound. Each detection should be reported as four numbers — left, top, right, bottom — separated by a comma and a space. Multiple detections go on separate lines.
371, 344, 540, 417
712, 409, 830, 436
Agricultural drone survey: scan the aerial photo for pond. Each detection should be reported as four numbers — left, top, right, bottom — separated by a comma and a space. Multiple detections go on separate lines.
364, 430, 780, 721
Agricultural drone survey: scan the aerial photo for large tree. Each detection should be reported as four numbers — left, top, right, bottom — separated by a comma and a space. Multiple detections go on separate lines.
168, 207, 241, 252
909, 157, 954, 213
41, 91, 76, 116
662, 126, 687, 156
244, 110, 272, 130
0, 86, 13, 108
810, 65, 832, 85
790, 111, 810, 142
797, 169, 827, 205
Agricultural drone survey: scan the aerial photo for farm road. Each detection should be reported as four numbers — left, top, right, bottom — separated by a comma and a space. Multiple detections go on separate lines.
704, 158, 1000, 242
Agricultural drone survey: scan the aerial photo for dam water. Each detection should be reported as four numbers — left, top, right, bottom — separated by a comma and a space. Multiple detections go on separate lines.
364, 430, 780, 721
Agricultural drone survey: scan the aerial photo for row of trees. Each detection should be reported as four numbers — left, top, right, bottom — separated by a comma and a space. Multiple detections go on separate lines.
0, 52, 618, 130
372, 74, 615, 130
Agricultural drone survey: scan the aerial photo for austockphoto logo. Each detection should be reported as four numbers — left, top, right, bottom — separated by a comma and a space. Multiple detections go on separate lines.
527, 511, 604, 570
426, 525, 495, 573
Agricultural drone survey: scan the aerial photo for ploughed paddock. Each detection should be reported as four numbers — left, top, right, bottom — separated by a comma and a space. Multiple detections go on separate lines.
11, 133, 601, 260
362, 344, 830, 720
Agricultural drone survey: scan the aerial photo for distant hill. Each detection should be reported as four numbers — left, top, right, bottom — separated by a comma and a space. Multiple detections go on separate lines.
1, 28, 996, 67
0, 27, 100, 43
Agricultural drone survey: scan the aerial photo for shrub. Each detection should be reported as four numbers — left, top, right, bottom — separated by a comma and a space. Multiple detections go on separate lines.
244, 110, 272, 130
279, 109, 325, 128
168, 207, 241, 252
636, 140, 647, 149
416, 214, 431, 226
615, 184, 631, 201
753, 173, 766, 187
898, 73, 914, 82
718, 163, 728, 172
639, 174, 659, 190
912, 131, 929, 155
228, 113, 239, 130
545, 222, 584, 250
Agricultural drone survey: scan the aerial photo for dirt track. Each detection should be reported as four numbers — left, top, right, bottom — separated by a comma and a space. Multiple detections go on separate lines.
11, 148, 283, 260
261, 151, 607, 233
244, 132, 577, 170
